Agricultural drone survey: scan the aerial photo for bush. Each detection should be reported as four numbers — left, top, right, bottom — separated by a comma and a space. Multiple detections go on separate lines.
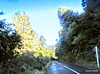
0, 20, 21, 63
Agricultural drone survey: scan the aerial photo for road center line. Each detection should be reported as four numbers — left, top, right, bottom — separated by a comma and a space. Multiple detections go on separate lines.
56, 61, 80, 74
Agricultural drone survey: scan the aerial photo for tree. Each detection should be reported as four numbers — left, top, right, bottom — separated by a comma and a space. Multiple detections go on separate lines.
81, 0, 100, 12
39, 35, 46, 47
13, 12, 36, 53
58, 7, 68, 18
12, 11, 57, 59
56, 0, 100, 64
0, 12, 21, 63
56, 7, 79, 58
81, 0, 86, 8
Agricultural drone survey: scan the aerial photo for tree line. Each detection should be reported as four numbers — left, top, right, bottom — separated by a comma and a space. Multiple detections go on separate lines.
0, 11, 56, 73
55, 0, 100, 68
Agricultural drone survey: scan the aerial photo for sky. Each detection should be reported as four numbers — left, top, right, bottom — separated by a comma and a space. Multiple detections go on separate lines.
0, 0, 83, 45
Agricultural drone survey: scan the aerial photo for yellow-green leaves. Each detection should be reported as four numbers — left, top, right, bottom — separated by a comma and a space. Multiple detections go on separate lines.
13, 11, 56, 59
58, 7, 68, 18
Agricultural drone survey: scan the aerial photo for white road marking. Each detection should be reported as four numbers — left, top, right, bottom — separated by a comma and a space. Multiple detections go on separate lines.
56, 61, 80, 74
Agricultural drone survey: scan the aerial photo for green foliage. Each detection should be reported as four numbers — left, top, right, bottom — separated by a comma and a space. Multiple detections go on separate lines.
58, 7, 68, 18
56, 4, 100, 68
39, 35, 46, 47
0, 11, 56, 73
83, 0, 100, 12
0, 20, 21, 63
60, 10, 79, 27
56, 8, 79, 57
58, 28, 63, 38
0, 52, 50, 74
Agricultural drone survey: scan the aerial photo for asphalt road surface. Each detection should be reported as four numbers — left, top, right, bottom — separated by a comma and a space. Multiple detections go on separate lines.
45, 61, 100, 74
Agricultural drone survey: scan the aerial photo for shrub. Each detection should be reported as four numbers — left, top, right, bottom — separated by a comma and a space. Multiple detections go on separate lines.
0, 19, 21, 63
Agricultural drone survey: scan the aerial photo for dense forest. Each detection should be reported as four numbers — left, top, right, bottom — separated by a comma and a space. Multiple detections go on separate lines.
55, 0, 100, 68
0, 12, 56, 74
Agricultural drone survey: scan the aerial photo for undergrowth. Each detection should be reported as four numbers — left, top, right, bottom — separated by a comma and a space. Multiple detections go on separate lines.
0, 51, 51, 74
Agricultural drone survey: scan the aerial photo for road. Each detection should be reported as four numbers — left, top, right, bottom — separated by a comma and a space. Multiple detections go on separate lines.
45, 61, 100, 74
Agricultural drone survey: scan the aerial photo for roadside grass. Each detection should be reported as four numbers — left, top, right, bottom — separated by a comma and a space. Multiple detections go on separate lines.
0, 51, 51, 74
76, 58, 97, 68
44, 61, 51, 71
18, 61, 51, 74
59, 53, 98, 68
0, 60, 51, 74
